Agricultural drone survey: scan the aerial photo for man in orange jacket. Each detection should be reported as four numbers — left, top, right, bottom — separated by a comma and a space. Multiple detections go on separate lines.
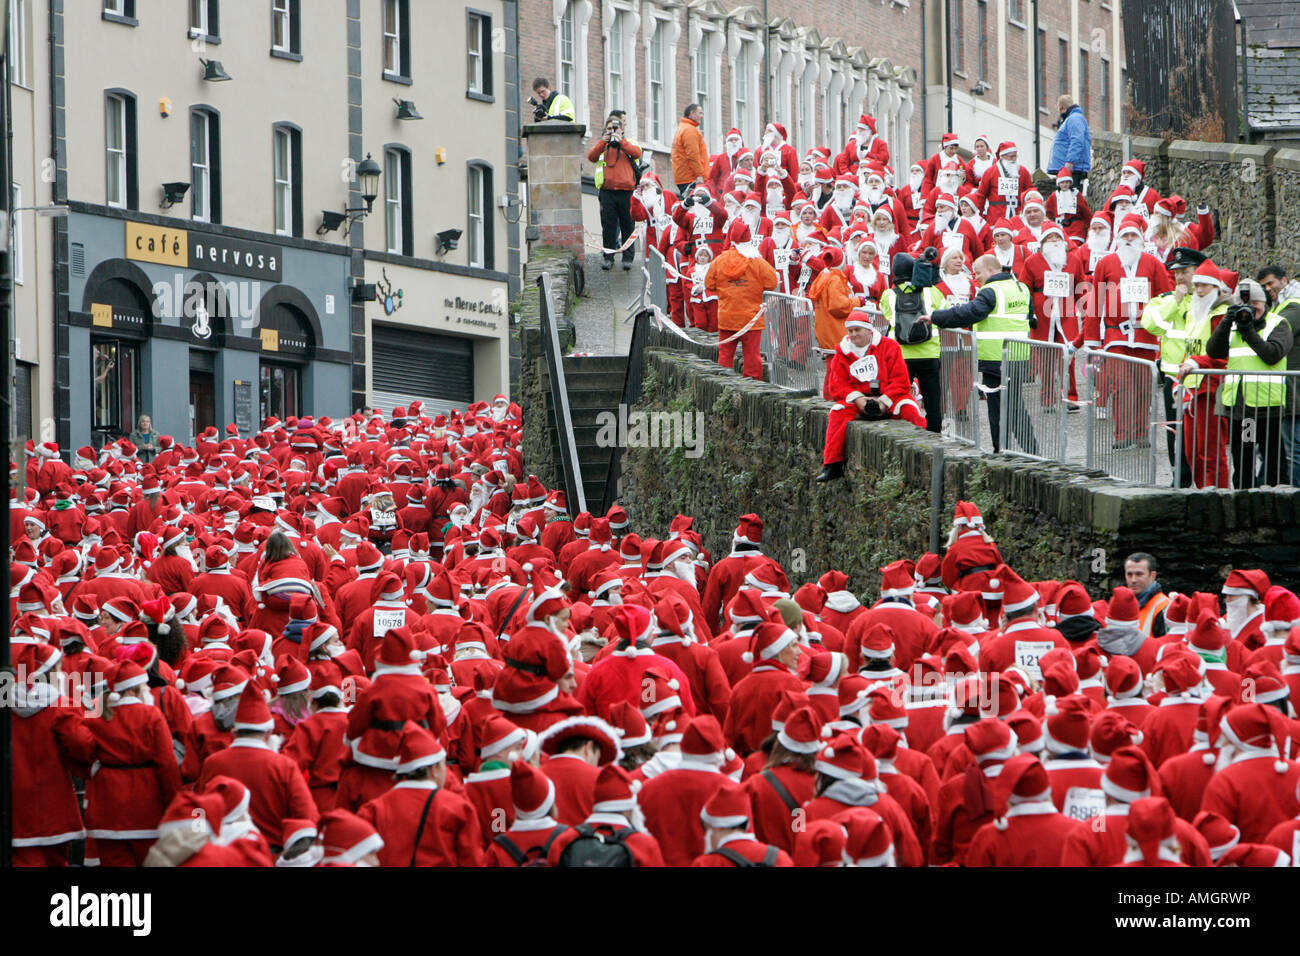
808, 248, 859, 398
672, 104, 709, 198
705, 220, 778, 380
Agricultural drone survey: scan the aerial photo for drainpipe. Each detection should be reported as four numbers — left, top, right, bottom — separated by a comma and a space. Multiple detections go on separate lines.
763, 0, 771, 119
944, 0, 953, 135
920, 0, 928, 154
1032, 0, 1041, 172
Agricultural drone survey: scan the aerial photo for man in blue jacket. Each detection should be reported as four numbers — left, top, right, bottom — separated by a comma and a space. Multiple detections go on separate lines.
1048, 95, 1091, 192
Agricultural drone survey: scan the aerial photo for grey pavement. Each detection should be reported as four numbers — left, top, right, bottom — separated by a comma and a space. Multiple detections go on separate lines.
567, 250, 643, 356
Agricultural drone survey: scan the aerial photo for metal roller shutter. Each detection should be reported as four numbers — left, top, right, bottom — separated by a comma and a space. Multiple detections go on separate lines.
371, 324, 475, 417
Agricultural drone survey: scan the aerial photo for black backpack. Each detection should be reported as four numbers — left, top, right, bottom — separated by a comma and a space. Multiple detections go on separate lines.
556, 824, 634, 867
892, 286, 933, 346
709, 845, 781, 867
492, 825, 568, 867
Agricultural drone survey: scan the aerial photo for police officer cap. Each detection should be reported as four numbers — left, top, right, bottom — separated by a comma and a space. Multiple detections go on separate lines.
1165, 247, 1206, 270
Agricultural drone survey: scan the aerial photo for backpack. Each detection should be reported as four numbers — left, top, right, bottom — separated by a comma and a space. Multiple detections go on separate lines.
892, 286, 933, 345
492, 825, 568, 867
556, 824, 634, 867
594, 139, 643, 191
709, 845, 781, 867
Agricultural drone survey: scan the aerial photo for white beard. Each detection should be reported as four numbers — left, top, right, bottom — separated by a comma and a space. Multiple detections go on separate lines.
874, 230, 896, 254
725, 140, 741, 159
945, 272, 972, 298
798, 175, 815, 193
909, 172, 924, 191
772, 228, 792, 248
1121, 174, 1140, 192
855, 263, 878, 289
935, 210, 954, 230
671, 559, 696, 585
1086, 231, 1111, 254
1042, 242, 1068, 271
864, 185, 884, 205
995, 244, 1015, 267
1117, 239, 1142, 271
962, 212, 984, 232
736, 241, 761, 259
857, 133, 873, 158
645, 192, 663, 216
796, 222, 816, 242
833, 191, 854, 214
1189, 291, 1216, 325
742, 209, 760, 233
1225, 597, 1250, 637
937, 177, 960, 195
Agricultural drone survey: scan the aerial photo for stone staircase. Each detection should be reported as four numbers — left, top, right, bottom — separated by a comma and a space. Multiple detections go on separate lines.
538, 354, 628, 512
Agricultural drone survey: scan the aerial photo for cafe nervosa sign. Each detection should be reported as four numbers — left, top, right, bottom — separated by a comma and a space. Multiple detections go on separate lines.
126, 221, 282, 282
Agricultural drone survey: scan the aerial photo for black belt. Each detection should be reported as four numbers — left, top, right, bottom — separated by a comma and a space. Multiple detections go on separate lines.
369, 719, 405, 732
958, 563, 998, 578
505, 657, 547, 677
99, 762, 154, 770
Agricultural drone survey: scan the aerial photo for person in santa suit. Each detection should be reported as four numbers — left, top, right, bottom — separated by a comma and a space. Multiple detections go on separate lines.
1200, 703, 1300, 844
986, 220, 1028, 277
834, 113, 890, 175
724, 622, 806, 756
743, 706, 823, 854
1082, 214, 1173, 448
974, 141, 1033, 223
10, 644, 96, 866
844, 562, 938, 673
1140, 649, 1209, 767
1195, 811, 1292, 867
700, 514, 780, 630
915, 194, 980, 266
954, 194, 992, 256
1222, 567, 1271, 656
1044, 166, 1092, 243
898, 162, 928, 234
197, 683, 319, 851
858, 165, 910, 236
281, 671, 350, 812
355, 722, 483, 866
535, 715, 621, 826
921, 132, 963, 194
1021, 223, 1086, 405
637, 715, 733, 865
83, 661, 182, 866
1118, 158, 1163, 218
1010, 191, 1052, 254
1079, 212, 1113, 277
1058, 746, 1210, 866
958, 133, 992, 185
682, 242, 720, 332
1145, 194, 1215, 265
815, 311, 925, 482
967, 753, 1089, 866
630, 175, 676, 258
939, 501, 1004, 597
483, 759, 569, 867
542, 763, 664, 866
977, 565, 1070, 674
1114, 797, 1189, 867
844, 236, 888, 308
146, 526, 195, 595
1041, 694, 1105, 818
688, 780, 793, 866
1185, 609, 1242, 698
920, 161, 969, 227
191, 545, 255, 624
818, 175, 861, 235
1102, 656, 1155, 729
757, 121, 799, 184
576, 604, 695, 719
705, 128, 746, 194
647, 593, 731, 721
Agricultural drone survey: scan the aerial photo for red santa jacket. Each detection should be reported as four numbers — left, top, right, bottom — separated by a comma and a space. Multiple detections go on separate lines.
745, 764, 815, 854
1085, 249, 1172, 354
198, 737, 320, 847
281, 706, 349, 811
966, 802, 1089, 866
690, 831, 793, 866
540, 754, 600, 826
639, 762, 730, 866
484, 819, 570, 866
824, 331, 914, 409
1157, 747, 1219, 822
1044, 189, 1093, 241
845, 601, 938, 674
978, 619, 1070, 675
973, 163, 1033, 220
357, 779, 485, 866
544, 815, 665, 867
12, 687, 95, 848
1200, 755, 1300, 844
1058, 805, 1212, 867
916, 218, 981, 266
1140, 697, 1202, 769
84, 698, 182, 840
724, 664, 805, 756
1021, 248, 1088, 346
833, 132, 890, 175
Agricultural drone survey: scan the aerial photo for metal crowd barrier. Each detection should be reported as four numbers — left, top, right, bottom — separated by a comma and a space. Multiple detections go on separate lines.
1079, 348, 1162, 484
1172, 367, 1300, 490
644, 245, 669, 318
998, 337, 1069, 461
940, 329, 981, 449
760, 291, 822, 392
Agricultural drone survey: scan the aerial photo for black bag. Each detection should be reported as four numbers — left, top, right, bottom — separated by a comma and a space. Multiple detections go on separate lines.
492, 825, 568, 867
709, 845, 781, 867
892, 287, 933, 345
556, 824, 634, 867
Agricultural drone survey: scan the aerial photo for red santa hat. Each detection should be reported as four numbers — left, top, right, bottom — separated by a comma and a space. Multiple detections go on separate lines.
991, 219, 1016, 237
991, 754, 1053, 829
274, 656, 311, 695
952, 500, 985, 528
742, 621, 799, 665
1192, 811, 1241, 863
509, 760, 557, 821
732, 513, 763, 546
1101, 745, 1155, 802
1190, 259, 1226, 291
1104, 655, 1143, 700
1219, 704, 1288, 772
700, 780, 751, 830
538, 715, 621, 766
1123, 797, 1179, 865
591, 764, 641, 814
396, 722, 445, 774
317, 810, 384, 865
605, 700, 653, 749
1116, 213, 1147, 238
776, 706, 828, 755
794, 820, 848, 867
1262, 586, 1300, 633
1121, 158, 1146, 180
964, 718, 1017, 765
726, 219, 753, 247
1090, 711, 1144, 763
1045, 694, 1093, 754
1039, 222, 1066, 242
988, 564, 1037, 613
941, 132, 959, 147
232, 683, 274, 733
1152, 194, 1187, 218
1154, 649, 1203, 694
1222, 568, 1269, 600
995, 140, 1018, 159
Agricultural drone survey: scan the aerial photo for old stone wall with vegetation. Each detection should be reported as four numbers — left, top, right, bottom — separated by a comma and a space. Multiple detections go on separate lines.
614, 349, 1300, 600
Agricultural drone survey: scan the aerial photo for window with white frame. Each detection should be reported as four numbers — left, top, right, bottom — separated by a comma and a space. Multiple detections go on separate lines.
103, 0, 125, 14
9, 0, 28, 86
271, 0, 300, 55
190, 109, 215, 222
383, 0, 411, 79
555, 1, 591, 129
733, 38, 752, 143
608, 9, 628, 113
797, 54, 818, 154
692, 24, 722, 152
105, 93, 128, 208
467, 10, 493, 97
467, 163, 492, 269
825, 69, 845, 155
648, 19, 668, 144
190, 0, 218, 40
559, 3, 576, 99
273, 126, 293, 235
10, 184, 21, 285
385, 148, 405, 254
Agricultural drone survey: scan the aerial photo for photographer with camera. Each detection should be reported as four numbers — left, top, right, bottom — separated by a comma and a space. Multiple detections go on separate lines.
880, 247, 945, 433
529, 78, 575, 122
1205, 276, 1295, 488
587, 112, 644, 271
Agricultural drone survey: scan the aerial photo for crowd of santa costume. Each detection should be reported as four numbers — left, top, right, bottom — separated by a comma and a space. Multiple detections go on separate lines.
633, 119, 1216, 422
9, 395, 1299, 868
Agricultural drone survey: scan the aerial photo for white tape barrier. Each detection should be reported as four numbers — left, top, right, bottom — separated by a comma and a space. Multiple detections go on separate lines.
586, 224, 646, 256
649, 303, 766, 347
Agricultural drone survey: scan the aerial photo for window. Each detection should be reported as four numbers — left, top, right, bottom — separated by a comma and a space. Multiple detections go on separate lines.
1058, 37, 1069, 96
734, 40, 750, 141
1008, 0, 1023, 24
1079, 49, 1090, 118
1037, 28, 1047, 110
976, 0, 988, 83
385, 147, 413, 256
1101, 57, 1111, 129
272, 124, 302, 237
190, 109, 221, 223
92, 340, 141, 443
559, 3, 575, 97
694, 35, 711, 144
8, 0, 27, 86
467, 10, 492, 98
952, 0, 964, 73
383, 0, 410, 80
260, 363, 300, 422
190, 0, 219, 41
104, 92, 136, 209
10, 184, 21, 285
797, 57, 817, 155
102, 0, 135, 21
648, 20, 667, 144
467, 162, 493, 270
607, 9, 629, 114
271, 0, 300, 56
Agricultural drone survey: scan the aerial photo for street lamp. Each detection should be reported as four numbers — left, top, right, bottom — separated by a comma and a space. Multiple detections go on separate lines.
318, 153, 382, 237
356, 153, 381, 213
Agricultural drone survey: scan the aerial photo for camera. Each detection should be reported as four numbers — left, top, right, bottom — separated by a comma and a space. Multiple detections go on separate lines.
528, 96, 546, 121
1227, 288, 1257, 329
